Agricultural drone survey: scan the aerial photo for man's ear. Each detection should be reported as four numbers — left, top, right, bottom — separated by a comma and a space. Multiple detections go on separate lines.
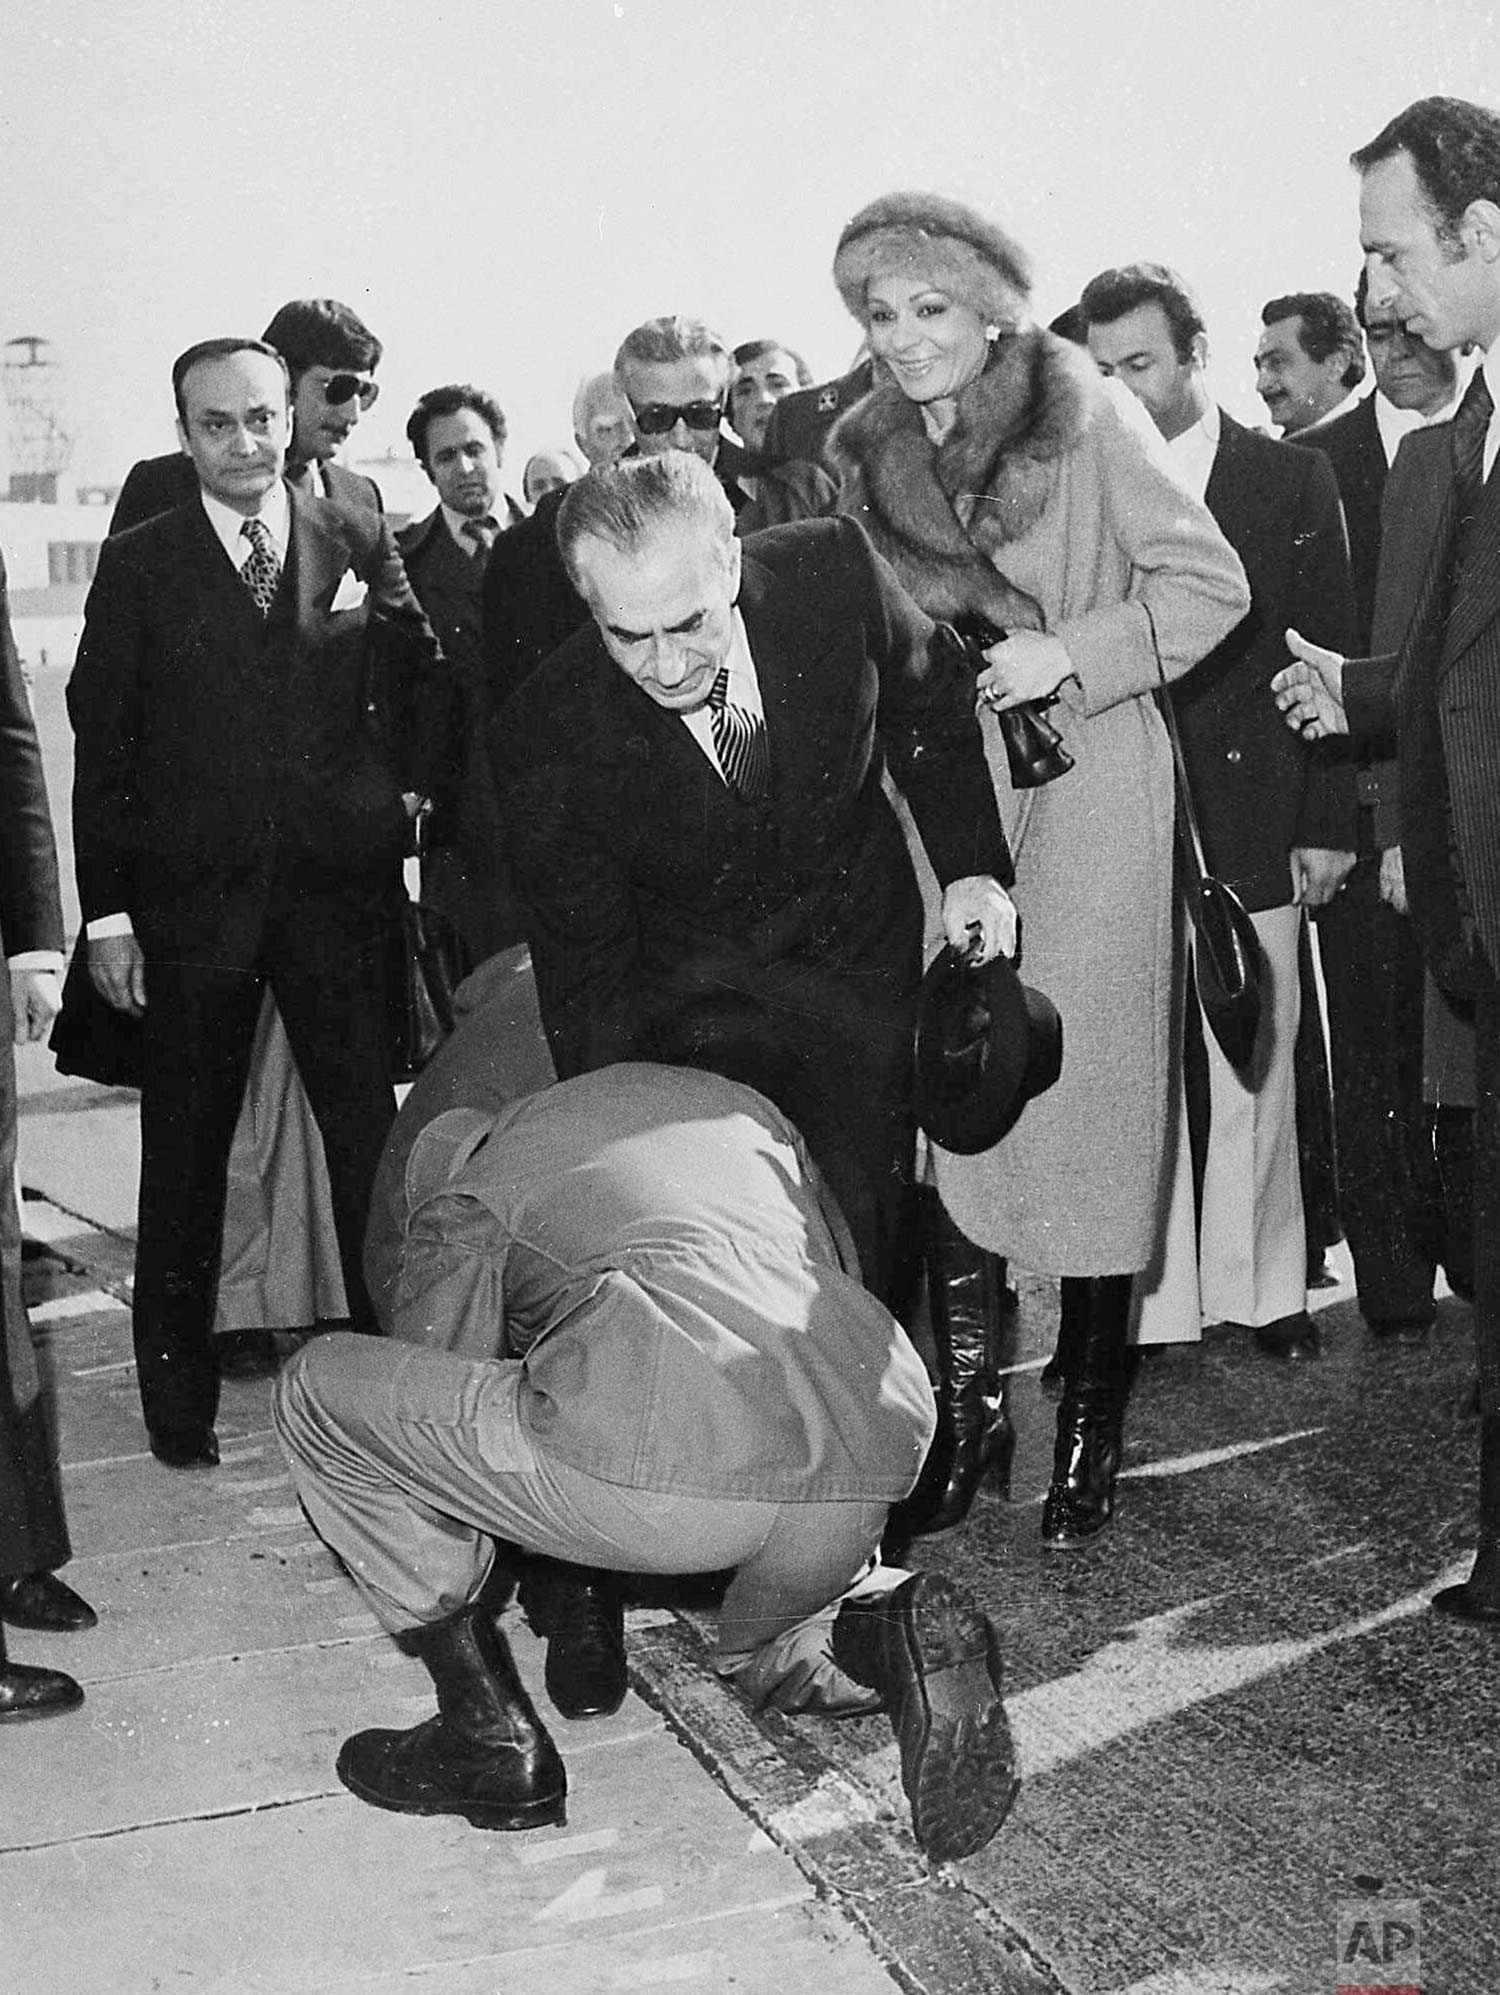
1463, 198, 1500, 263
1189, 331, 1210, 372
175, 417, 190, 458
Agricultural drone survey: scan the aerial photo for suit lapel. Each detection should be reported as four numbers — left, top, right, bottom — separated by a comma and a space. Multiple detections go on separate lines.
1439, 458, 1500, 678
287, 482, 351, 633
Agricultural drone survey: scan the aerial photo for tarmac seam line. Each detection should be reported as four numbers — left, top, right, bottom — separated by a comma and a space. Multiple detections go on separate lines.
628, 1616, 1070, 1995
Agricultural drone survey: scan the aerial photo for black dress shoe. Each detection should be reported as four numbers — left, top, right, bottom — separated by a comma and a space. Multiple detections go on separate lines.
149, 1428, 220, 1469
1252, 1312, 1321, 1362
519, 1569, 627, 1720
0, 1572, 98, 1632
0, 1659, 84, 1722
1364, 1307, 1436, 1342
1432, 1581, 1500, 1625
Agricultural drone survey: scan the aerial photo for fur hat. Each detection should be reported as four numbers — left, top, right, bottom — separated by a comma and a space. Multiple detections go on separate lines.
833, 192, 1034, 328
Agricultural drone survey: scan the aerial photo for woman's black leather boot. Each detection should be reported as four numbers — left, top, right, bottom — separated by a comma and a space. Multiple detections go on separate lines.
905, 1189, 1015, 1536
1041, 1274, 1134, 1549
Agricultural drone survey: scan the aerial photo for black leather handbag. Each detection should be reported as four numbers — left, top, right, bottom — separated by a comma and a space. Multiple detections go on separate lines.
1147, 608, 1264, 1074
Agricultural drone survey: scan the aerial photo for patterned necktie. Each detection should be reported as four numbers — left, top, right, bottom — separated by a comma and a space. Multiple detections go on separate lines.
707, 665, 769, 801
240, 518, 281, 615
462, 518, 496, 561
1452, 365, 1494, 551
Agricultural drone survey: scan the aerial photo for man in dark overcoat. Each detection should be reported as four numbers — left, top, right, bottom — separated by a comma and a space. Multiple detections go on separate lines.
0, 548, 96, 1718
1276, 95, 1500, 1623
69, 338, 446, 1471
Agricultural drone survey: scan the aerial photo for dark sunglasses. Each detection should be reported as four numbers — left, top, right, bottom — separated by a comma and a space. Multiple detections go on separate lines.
321, 373, 380, 410
630, 398, 722, 435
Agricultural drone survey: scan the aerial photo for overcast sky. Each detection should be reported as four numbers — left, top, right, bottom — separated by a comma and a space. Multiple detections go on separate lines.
2, 0, 1496, 493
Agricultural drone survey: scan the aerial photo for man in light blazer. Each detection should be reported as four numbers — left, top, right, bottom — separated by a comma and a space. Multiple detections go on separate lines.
69, 339, 446, 1472
1276, 95, 1500, 1625
1082, 263, 1358, 1363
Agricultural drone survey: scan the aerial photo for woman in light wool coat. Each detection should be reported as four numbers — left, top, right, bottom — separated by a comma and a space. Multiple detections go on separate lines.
828, 191, 1249, 1552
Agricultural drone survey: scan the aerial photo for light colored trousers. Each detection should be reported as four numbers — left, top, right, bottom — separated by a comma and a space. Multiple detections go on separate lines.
1133, 902, 1306, 1340
273, 1334, 902, 1712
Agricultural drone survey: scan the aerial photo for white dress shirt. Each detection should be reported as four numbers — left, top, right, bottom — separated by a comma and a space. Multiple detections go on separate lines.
680, 610, 764, 786
1165, 400, 1221, 502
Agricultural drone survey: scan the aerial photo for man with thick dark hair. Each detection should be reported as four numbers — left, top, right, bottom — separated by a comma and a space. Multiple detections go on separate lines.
400, 385, 520, 959
1256, 291, 1366, 435
110, 298, 386, 532
1083, 262, 1357, 1363
1275, 94, 1500, 1625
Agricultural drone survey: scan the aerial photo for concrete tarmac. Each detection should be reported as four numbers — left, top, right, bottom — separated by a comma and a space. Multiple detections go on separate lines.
9, 1028, 1500, 1994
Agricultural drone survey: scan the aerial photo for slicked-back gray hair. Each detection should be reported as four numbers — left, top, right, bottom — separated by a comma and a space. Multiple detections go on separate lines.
556, 450, 736, 592
613, 317, 732, 392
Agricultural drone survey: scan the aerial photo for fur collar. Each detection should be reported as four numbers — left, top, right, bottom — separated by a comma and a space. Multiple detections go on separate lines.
829, 328, 1097, 628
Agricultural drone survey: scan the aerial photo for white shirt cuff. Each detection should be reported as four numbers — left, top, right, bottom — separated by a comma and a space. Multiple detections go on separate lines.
85, 914, 135, 940
7, 952, 64, 974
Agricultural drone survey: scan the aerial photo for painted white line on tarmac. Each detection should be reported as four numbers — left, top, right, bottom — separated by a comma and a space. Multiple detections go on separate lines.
70, 1357, 137, 1377
516, 1827, 619, 1864
535, 1867, 665, 1924
1121, 1426, 1325, 1480
31, 1288, 127, 1322
1010, 1557, 1472, 1781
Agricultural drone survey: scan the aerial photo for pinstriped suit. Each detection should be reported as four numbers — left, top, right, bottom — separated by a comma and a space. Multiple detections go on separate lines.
1344, 421, 1500, 1407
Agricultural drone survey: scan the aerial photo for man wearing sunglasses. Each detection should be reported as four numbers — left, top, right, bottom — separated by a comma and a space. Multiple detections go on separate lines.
109, 299, 387, 533
482, 316, 831, 713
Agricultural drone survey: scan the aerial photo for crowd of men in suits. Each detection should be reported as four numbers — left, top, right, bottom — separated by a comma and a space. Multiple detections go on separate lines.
2, 94, 1498, 1862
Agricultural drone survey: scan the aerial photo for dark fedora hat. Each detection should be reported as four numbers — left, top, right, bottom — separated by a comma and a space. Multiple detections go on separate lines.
914, 945, 1062, 1156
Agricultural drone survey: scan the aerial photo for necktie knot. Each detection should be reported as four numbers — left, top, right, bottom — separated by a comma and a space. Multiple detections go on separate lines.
708, 665, 731, 711
463, 517, 496, 558
240, 518, 281, 615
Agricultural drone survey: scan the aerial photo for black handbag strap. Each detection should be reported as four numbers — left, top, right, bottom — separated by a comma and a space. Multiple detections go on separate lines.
1142, 601, 1213, 886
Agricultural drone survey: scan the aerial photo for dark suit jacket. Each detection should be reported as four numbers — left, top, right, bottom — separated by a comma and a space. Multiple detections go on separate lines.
1302, 393, 1386, 645
110, 453, 382, 536
1173, 413, 1358, 910
0, 553, 63, 960
759, 360, 877, 470
492, 515, 1011, 1081
1, 548, 68, 1579
1345, 415, 1500, 989
1302, 392, 1404, 839
69, 485, 442, 968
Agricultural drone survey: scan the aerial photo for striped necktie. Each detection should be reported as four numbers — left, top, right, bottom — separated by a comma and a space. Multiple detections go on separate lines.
707, 666, 769, 801
240, 518, 281, 616
1452, 364, 1494, 565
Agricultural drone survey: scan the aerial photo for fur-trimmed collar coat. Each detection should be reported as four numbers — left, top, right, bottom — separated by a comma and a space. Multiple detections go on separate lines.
829, 328, 1099, 632
828, 325, 1253, 1278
